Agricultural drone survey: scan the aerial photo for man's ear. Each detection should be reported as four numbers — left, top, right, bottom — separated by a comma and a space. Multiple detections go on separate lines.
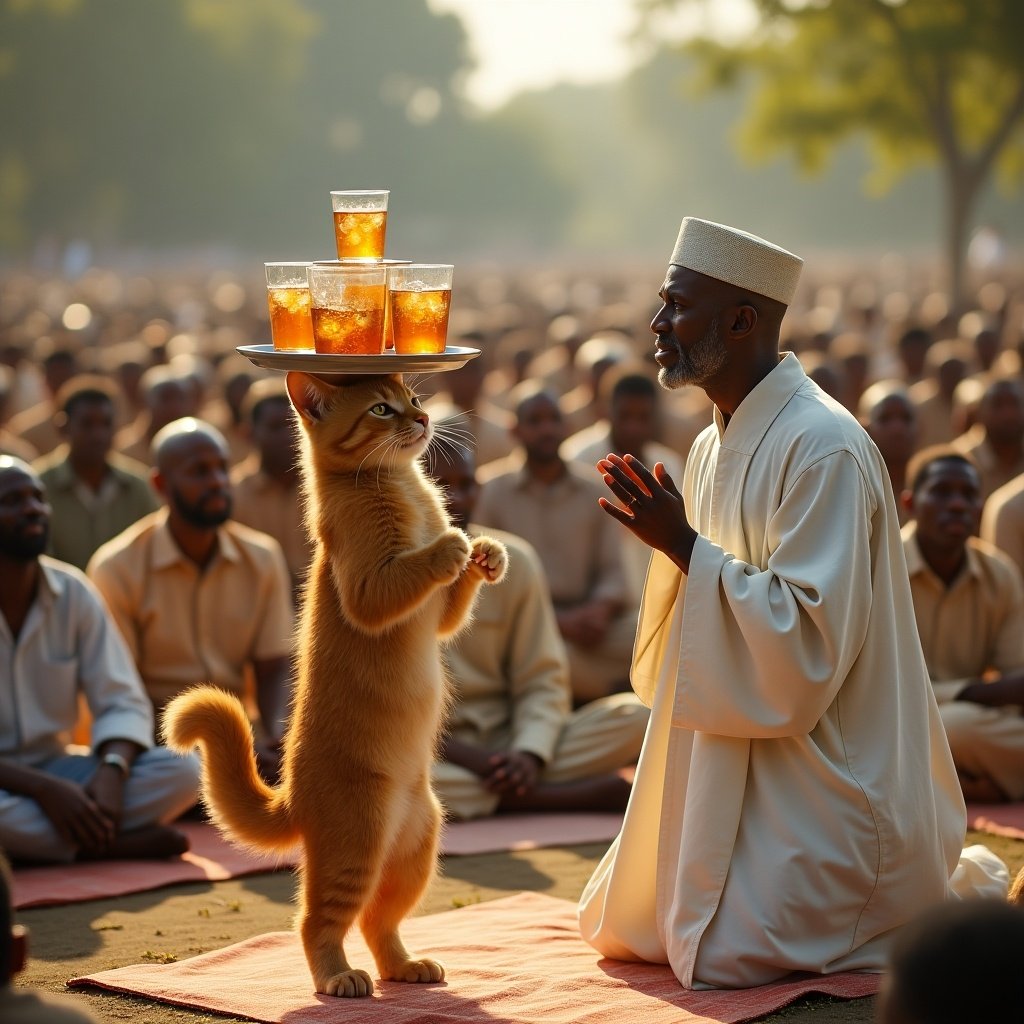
150, 467, 167, 501
286, 372, 334, 425
729, 304, 758, 339
54, 411, 69, 437
900, 489, 914, 517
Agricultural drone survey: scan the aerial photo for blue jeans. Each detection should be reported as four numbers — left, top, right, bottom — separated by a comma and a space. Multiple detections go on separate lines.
0, 747, 200, 863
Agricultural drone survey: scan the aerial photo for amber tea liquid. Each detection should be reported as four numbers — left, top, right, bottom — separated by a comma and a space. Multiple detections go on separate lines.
333, 210, 387, 260
268, 287, 314, 351
311, 303, 386, 354
390, 289, 451, 355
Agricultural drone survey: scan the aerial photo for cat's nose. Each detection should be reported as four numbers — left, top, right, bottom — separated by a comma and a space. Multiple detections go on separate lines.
414, 414, 428, 427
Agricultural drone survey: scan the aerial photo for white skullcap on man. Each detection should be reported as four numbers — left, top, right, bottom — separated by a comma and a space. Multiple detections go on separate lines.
670, 217, 804, 306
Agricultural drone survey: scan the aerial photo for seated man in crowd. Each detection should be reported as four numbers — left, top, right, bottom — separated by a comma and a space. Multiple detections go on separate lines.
114, 365, 192, 467
6, 341, 80, 460
33, 376, 157, 570
980, 469, 1024, 579
902, 445, 1024, 803
0, 457, 199, 864
230, 378, 311, 602
429, 442, 648, 818
858, 380, 917, 523
87, 419, 294, 782
952, 376, 1024, 499
475, 382, 635, 705
876, 898, 1024, 1024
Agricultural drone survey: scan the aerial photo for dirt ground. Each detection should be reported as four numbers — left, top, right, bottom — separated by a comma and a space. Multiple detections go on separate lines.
14, 830, 1024, 1024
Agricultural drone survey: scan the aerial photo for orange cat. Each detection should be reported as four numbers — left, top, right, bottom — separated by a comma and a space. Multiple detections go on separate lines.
163, 371, 506, 997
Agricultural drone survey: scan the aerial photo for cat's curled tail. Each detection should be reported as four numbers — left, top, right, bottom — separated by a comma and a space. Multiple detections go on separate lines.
163, 686, 299, 853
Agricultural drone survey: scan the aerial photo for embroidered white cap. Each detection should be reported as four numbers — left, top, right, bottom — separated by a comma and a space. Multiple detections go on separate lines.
670, 217, 804, 306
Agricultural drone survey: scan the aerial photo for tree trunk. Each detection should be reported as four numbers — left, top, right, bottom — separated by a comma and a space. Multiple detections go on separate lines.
945, 167, 978, 316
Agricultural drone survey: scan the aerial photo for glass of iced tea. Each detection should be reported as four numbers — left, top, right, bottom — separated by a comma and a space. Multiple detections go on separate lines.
307, 263, 388, 355
265, 262, 315, 351
389, 265, 453, 355
330, 190, 389, 260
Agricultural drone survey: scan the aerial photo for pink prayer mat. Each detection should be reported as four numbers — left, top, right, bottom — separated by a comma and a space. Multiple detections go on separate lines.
966, 801, 1024, 841
12, 813, 623, 910
69, 891, 879, 1024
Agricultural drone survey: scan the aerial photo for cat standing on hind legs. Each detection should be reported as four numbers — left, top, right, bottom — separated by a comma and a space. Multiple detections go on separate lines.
164, 371, 506, 997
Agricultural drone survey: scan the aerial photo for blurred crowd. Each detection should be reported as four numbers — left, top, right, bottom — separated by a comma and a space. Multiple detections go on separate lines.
2, 254, 1024, 864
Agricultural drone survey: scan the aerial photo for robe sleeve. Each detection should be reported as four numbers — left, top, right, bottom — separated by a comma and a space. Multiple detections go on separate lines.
673, 449, 876, 738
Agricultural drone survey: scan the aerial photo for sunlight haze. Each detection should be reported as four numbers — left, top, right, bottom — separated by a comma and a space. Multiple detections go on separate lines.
429, 0, 758, 110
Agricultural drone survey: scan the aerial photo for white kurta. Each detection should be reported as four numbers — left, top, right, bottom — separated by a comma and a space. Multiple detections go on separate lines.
578, 353, 1007, 989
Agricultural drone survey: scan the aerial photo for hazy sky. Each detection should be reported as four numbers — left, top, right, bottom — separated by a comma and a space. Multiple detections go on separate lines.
428, 0, 757, 110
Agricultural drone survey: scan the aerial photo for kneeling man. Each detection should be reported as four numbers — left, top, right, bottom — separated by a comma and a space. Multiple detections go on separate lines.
579, 218, 1007, 990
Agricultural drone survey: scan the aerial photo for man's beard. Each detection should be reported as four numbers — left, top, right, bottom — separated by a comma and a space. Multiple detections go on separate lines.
659, 316, 727, 389
172, 488, 232, 528
0, 525, 49, 561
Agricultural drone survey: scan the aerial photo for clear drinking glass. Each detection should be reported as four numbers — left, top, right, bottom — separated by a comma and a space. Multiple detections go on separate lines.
265, 262, 315, 351
307, 262, 388, 355
330, 190, 389, 260
388, 264, 453, 355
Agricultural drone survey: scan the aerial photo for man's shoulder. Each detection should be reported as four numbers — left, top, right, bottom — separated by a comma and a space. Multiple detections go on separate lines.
222, 519, 288, 566
967, 536, 1024, 588
769, 382, 876, 469
107, 451, 154, 486
88, 510, 164, 571
986, 473, 1024, 520
39, 555, 106, 611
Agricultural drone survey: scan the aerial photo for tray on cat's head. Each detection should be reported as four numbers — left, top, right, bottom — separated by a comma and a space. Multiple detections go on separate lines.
236, 345, 481, 376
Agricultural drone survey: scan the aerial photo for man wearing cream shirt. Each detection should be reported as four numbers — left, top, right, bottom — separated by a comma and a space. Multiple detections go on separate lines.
578, 217, 1007, 990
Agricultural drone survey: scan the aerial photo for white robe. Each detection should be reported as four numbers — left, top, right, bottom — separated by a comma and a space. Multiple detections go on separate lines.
578, 353, 1007, 989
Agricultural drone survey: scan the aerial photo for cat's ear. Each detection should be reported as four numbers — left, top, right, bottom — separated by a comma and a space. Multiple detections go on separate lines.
286, 372, 333, 424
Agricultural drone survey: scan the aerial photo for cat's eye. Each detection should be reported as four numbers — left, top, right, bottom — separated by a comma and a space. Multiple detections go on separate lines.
411, 395, 423, 409
370, 403, 393, 417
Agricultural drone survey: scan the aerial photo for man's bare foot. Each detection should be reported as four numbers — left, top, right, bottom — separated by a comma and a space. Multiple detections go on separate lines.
499, 773, 632, 814
79, 825, 190, 861
959, 773, 1007, 804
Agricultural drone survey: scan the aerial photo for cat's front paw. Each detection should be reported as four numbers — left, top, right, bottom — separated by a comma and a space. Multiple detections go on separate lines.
469, 535, 508, 583
431, 528, 472, 583
382, 956, 445, 984
320, 968, 375, 998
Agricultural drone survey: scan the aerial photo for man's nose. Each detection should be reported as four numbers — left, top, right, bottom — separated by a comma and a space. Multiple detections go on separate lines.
651, 303, 670, 334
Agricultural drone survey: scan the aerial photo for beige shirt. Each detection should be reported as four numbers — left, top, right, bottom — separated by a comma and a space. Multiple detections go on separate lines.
579, 353, 997, 988
953, 431, 1024, 500
7, 402, 60, 458
230, 457, 311, 587
980, 472, 1024, 577
34, 447, 158, 570
903, 522, 1024, 704
0, 558, 154, 766
908, 379, 956, 450
87, 510, 294, 714
0, 427, 38, 462
445, 527, 570, 764
475, 456, 627, 609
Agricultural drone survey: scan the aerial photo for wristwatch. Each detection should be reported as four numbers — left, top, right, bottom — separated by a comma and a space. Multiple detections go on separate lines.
100, 751, 131, 778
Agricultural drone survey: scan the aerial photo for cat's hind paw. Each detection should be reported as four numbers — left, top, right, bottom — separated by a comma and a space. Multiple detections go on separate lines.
384, 956, 446, 984
469, 536, 507, 583
320, 968, 375, 998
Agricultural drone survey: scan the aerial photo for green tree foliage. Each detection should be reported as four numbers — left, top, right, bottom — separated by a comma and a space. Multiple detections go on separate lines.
0, 0, 572, 257
641, 0, 1024, 307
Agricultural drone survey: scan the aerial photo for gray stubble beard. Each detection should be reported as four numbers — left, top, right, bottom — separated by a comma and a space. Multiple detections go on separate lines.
658, 315, 727, 390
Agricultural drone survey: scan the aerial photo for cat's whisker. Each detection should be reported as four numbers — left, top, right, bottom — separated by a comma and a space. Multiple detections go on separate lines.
355, 433, 399, 484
